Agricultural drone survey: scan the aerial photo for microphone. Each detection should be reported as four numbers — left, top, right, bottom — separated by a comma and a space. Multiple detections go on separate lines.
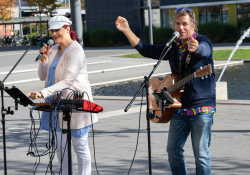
35, 39, 54, 62
166, 31, 180, 47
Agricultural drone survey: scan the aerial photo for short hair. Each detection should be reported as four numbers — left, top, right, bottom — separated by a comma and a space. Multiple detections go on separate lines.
170, 7, 198, 34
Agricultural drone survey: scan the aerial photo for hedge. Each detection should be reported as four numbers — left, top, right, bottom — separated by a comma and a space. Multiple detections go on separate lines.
82, 22, 244, 47
140, 23, 240, 44
83, 28, 129, 47
198, 22, 239, 43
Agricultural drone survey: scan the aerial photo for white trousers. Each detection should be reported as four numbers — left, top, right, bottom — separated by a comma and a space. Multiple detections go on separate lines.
55, 132, 91, 175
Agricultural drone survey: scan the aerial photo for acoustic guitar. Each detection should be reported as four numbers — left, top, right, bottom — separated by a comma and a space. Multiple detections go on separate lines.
148, 64, 213, 123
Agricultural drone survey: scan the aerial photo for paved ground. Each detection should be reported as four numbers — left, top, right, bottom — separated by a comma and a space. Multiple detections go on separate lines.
0, 97, 250, 175
0, 43, 249, 175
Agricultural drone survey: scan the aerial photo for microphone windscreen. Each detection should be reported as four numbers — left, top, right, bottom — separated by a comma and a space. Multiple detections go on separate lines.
174, 31, 180, 38
47, 39, 54, 46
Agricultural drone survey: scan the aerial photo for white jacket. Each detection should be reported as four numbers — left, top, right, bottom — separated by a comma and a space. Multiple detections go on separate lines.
39, 41, 98, 129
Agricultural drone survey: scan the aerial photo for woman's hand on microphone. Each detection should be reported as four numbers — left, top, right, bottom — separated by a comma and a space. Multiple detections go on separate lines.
39, 44, 50, 63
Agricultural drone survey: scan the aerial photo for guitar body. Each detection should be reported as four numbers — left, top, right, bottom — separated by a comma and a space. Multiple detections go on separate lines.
148, 74, 182, 123
148, 64, 213, 123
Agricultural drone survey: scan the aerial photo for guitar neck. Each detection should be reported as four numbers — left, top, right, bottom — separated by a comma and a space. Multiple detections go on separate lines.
167, 73, 196, 94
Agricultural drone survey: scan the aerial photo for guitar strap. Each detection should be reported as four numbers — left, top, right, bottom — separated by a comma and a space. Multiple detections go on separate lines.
179, 51, 193, 90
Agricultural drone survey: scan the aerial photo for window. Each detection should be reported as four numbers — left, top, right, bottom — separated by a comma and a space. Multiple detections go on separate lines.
144, 9, 161, 28
198, 5, 229, 25
207, 6, 221, 23
237, 3, 250, 30
222, 5, 229, 24
162, 9, 170, 28
199, 7, 206, 25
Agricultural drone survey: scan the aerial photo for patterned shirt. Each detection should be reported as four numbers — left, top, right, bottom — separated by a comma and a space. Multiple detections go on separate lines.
174, 32, 216, 116
174, 32, 197, 61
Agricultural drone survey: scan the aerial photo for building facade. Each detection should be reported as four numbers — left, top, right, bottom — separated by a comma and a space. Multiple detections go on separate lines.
161, 0, 250, 30
85, 0, 145, 37
85, 0, 250, 37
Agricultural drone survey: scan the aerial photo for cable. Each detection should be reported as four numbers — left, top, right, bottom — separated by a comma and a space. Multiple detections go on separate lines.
46, 92, 60, 175
127, 88, 144, 175
28, 91, 62, 175
28, 89, 98, 175
53, 89, 81, 175
32, 110, 41, 175
28, 105, 56, 175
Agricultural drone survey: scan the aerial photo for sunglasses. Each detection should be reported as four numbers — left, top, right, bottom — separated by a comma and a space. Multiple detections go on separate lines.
176, 8, 193, 12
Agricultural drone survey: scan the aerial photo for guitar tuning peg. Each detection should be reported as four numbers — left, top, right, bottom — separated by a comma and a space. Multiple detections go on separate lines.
205, 75, 208, 78
201, 77, 204, 79
200, 66, 203, 69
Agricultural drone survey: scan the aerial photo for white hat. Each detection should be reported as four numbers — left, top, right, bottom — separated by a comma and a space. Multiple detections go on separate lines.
48, 16, 72, 30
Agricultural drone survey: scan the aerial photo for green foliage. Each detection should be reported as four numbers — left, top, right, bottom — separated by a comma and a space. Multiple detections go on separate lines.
23, 25, 36, 35
84, 28, 129, 47
29, 32, 38, 38
113, 30, 129, 46
83, 22, 243, 47
23, 0, 62, 16
239, 21, 250, 42
222, 24, 240, 43
241, 21, 250, 30
144, 26, 150, 43
144, 26, 174, 44
120, 49, 250, 60
22, 23, 48, 35
213, 49, 250, 60
153, 27, 174, 44
119, 53, 145, 58
89, 28, 113, 47
0, 0, 16, 21
198, 22, 239, 43
83, 30, 91, 47
198, 22, 224, 43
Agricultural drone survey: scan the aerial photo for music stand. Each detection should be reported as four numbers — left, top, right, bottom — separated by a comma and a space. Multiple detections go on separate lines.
153, 90, 175, 104
152, 90, 175, 114
4, 86, 35, 109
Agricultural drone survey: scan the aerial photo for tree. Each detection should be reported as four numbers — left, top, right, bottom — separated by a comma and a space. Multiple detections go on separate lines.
0, 0, 16, 21
23, 0, 62, 38
60, 0, 85, 10
24, 0, 62, 17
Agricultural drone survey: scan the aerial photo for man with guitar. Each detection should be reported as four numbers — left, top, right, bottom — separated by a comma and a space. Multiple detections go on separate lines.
116, 7, 215, 175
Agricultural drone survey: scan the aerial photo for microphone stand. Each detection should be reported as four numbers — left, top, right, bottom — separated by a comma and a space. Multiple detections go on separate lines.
124, 43, 172, 175
0, 42, 34, 175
